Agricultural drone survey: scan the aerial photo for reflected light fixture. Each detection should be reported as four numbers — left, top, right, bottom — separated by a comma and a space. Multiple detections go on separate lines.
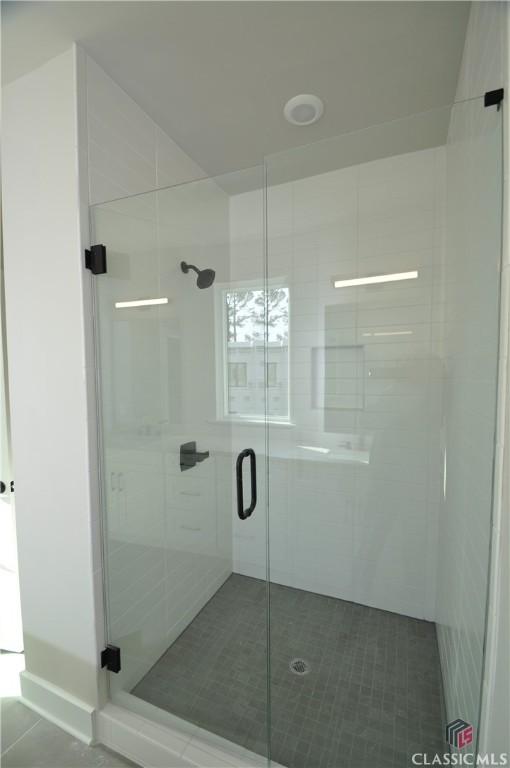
362, 330, 413, 337
115, 298, 169, 309
333, 271, 418, 288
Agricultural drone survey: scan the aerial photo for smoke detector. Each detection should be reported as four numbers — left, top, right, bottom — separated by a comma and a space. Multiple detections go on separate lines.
284, 94, 324, 126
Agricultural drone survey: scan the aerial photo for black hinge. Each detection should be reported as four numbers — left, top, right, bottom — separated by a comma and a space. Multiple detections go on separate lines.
101, 644, 121, 673
85, 244, 107, 275
484, 88, 504, 109
0, 480, 14, 494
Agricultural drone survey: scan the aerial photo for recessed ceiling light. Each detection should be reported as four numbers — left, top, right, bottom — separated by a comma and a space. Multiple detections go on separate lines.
284, 94, 324, 126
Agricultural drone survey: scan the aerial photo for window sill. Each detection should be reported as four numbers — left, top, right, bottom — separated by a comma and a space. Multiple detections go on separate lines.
209, 418, 296, 429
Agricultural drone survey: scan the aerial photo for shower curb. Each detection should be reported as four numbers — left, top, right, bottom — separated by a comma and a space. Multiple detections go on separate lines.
97, 700, 282, 768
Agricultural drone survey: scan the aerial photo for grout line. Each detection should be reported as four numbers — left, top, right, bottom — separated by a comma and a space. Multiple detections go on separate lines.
0, 715, 42, 758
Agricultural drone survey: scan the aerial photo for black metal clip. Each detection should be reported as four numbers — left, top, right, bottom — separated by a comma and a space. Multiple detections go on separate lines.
85, 244, 107, 275
101, 644, 121, 673
484, 88, 504, 110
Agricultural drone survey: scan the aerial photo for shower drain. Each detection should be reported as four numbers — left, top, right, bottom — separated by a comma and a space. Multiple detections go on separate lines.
289, 658, 310, 676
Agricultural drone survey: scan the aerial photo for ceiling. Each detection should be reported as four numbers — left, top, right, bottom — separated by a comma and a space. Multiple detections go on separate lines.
2, 1, 470, 177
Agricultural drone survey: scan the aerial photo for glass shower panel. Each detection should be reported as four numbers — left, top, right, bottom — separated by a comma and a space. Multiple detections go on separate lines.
93, 190, 167, 694
91, 168, 270, 762
437, 95, 503, 757
263, 101, 502, 768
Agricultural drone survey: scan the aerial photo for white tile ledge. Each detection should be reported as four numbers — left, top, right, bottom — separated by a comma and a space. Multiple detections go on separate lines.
97, 701, 283, 768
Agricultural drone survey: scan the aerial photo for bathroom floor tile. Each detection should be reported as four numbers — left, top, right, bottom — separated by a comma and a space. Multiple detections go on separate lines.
1, 698, 41, 754
1, 709, 137, 768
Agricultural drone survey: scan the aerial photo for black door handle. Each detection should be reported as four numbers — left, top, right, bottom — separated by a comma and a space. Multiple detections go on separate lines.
236, 449, 257, 520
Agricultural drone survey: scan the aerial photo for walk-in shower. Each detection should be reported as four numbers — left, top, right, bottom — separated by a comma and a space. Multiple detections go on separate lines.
91, 93, 503, 767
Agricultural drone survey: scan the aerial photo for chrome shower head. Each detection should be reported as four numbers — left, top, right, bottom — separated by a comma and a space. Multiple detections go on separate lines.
181, 261, 216, 289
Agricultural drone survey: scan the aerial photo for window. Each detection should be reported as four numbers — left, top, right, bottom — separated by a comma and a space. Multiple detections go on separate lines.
219, 285, 289, 421
267, 362, 278, 387
228, 362, 247, 387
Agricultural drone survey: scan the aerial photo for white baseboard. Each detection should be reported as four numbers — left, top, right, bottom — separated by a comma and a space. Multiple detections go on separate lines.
20, 670, 95, 744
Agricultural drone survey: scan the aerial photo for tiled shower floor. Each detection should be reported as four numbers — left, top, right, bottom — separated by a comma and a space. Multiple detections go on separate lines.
132, 574, 445, 767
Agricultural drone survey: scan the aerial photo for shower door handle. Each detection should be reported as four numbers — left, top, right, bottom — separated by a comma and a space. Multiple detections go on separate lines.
236, 448, 257, 520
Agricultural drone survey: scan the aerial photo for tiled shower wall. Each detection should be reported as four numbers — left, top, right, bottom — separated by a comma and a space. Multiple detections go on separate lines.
230, 145, 446, 621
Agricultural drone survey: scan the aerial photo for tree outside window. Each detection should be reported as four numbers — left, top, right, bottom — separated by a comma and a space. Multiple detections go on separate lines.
224, 286, 289, 419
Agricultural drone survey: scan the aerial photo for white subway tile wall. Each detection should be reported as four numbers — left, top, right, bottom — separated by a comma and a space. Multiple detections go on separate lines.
231, 145, 446, 622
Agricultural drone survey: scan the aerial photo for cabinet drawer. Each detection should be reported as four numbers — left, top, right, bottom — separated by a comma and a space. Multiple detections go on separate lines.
170, 508, 216, 554
166, 474, 214, 511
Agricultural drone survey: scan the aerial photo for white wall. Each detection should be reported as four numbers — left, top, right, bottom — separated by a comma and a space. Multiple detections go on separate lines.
437, 1, 509, 755
230, 145, 445, 621
2, 46, 103, 739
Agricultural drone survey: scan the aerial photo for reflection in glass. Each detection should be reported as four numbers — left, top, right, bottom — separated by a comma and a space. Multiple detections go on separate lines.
220, 284, 289, 421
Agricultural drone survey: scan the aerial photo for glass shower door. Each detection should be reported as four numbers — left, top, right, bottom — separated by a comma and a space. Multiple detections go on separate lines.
263, 99, 502, 768
91, 169, 271, 762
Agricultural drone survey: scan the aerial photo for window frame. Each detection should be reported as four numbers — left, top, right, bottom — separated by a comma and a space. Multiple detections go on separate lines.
214, 278, 291, 425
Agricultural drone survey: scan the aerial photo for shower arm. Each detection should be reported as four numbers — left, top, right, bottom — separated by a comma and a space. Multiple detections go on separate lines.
182, 262, 199, 275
